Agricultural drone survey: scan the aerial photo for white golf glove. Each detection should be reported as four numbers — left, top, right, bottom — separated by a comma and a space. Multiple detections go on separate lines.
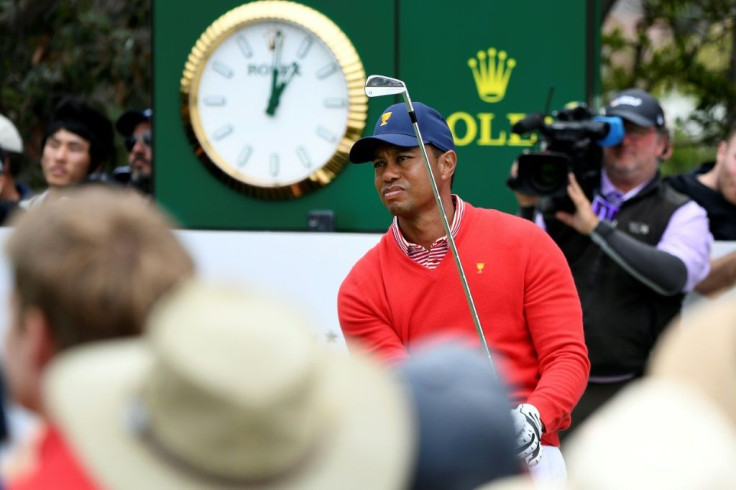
511, 403, 544, 468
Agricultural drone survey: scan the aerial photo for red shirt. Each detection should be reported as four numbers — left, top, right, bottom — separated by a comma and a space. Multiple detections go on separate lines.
7, 424, 98, 490
338, 203, 590, 446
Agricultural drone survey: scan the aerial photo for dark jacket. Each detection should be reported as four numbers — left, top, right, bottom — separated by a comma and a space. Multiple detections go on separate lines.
545, 178, 690, 376
666, 163, 736, 240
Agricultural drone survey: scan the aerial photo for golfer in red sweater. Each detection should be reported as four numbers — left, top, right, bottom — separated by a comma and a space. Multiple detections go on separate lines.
338, 102, 589, 484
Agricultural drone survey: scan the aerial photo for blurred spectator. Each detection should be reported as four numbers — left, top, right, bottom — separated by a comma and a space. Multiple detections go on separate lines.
396, 341, 522, 490
19, 98, 114, 210
667, 122, 736, 240
667, 123, 736, 297
113, 108, 152, 195
648, 298, 736, 431
555, 298, 736, 490
2, 186, 193, 489
0, 114, 31, 224
561, 379, 736, 489
482, 375, 736, 490
43, 280, 413, 490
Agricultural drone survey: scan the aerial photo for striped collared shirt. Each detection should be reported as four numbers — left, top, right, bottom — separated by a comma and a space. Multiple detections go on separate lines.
391, 195, 465, 269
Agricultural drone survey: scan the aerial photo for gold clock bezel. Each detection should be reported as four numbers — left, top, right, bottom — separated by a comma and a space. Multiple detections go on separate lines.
180, 0, 367, 200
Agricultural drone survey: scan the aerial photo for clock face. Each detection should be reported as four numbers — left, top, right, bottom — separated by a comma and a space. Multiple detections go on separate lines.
181, 1, 367, 199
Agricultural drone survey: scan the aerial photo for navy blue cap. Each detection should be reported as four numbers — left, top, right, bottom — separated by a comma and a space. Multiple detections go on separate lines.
396, 341, 521, 490
115, 108, 152, 137
605, 89, 665, 129
349, 102, 455, 163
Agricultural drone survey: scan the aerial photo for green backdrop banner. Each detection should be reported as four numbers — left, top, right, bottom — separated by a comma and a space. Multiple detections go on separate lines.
154, 0, 599, 231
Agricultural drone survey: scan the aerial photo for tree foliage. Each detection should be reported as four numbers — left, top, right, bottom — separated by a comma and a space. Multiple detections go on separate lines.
0, 0, 151, 185
1, 0, 733, 184
601, 0, 736, 173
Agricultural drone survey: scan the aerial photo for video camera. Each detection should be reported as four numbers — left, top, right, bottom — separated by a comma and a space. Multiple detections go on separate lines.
507, 103, 624, 212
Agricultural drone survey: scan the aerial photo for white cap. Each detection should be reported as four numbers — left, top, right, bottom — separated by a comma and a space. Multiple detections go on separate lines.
0, 114, 23, 153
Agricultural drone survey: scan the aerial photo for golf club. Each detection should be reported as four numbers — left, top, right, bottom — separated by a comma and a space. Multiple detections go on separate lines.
364, 74, 496, 377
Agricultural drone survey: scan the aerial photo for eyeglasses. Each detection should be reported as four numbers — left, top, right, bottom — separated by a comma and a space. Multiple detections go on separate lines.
125, 132, 152, 152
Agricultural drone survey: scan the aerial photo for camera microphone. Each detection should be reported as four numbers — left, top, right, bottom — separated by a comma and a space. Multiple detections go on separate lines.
512, 113, 546, 135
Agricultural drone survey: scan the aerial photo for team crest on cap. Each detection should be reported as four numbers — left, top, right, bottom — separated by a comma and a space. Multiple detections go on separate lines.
380, 112, 393, 126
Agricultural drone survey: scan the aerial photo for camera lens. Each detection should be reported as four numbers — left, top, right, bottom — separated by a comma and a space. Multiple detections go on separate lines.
517, 152, 570, 197
530, 160, 567, 195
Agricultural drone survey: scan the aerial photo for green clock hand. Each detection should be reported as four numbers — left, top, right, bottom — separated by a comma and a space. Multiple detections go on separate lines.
266, 30, 283, 116
266, 62, 298, 115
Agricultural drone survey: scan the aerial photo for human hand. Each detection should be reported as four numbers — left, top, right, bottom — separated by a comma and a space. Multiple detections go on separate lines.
510, 403, 544, 468
554, 172, 599, 235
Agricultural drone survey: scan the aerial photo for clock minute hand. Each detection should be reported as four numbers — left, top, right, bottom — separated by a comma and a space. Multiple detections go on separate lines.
266, 30, 284, 116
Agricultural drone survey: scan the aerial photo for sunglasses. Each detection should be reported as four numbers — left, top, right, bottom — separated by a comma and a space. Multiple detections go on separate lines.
125, 132, 152, 152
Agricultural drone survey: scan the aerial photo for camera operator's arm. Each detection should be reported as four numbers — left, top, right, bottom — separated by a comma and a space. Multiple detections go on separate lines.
556, 173, 688, 296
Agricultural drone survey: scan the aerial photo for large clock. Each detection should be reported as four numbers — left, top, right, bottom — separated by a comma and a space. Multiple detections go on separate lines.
180, 1, 367, 199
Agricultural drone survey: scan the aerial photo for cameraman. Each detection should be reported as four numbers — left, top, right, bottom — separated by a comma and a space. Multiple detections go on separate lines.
511, 88, 712, 438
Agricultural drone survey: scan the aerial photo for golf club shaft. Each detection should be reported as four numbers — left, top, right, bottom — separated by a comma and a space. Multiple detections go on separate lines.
399, 97, 497, 378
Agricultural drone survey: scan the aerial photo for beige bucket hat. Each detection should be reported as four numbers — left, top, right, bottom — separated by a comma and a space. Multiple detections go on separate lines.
648, 298, 736, 430
563, 378, 736, 489
44, 280, 414, 490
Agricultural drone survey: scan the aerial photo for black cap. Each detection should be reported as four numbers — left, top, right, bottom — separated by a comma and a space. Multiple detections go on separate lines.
115, 108, 152, 137
605, 88, 666, 128
43, 98, 115, 173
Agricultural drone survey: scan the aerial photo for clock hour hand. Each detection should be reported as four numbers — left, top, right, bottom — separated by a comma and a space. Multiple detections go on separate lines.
266, 62, 298, 115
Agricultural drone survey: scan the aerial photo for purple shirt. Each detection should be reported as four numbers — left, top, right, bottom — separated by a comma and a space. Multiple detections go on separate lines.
536, 173, 712, 292
599, 173, 711, 291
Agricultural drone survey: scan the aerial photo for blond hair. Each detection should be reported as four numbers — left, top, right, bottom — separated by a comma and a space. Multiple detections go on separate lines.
6, 185, 194, 349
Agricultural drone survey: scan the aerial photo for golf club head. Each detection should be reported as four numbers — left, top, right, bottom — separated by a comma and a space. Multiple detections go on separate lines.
365, 75, 407, 97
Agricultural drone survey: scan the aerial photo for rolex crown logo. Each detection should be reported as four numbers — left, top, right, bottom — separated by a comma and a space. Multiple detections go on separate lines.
468, 48, 516, 103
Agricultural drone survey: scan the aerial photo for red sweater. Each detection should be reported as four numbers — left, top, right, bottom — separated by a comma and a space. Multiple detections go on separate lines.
338, 203, 589, 446
7, 424, 99, 490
